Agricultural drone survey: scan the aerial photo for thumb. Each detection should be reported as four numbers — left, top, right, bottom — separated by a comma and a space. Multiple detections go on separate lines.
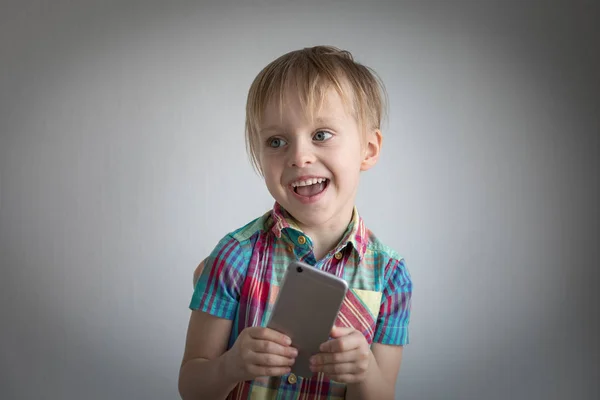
330, 325, 354, 338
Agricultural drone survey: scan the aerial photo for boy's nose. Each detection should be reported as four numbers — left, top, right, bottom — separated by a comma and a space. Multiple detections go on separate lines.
288, 141, 316, 168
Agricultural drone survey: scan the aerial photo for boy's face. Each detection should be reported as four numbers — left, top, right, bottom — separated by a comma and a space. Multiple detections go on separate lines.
257, 87, 381, 229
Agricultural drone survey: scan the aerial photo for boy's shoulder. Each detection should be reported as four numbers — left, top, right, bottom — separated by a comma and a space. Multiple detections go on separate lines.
225, 209, 273, 243
364, 228, 404, 262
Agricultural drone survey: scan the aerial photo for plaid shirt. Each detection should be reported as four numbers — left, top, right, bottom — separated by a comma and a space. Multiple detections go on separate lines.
190, 203, 412, 399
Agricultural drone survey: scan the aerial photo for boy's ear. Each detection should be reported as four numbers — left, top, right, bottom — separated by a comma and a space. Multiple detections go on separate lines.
360, 129, 382, 171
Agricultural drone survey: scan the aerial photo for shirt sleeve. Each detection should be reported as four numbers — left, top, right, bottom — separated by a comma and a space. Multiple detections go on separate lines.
189, 234, 250, 320
373, 257, 413, 345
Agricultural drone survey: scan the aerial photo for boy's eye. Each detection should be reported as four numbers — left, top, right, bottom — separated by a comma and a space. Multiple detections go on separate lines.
268, 137, 287, 148
313, 131, 333, 141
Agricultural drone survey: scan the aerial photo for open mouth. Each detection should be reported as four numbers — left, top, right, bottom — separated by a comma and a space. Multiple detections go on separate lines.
291, 177, 329, 197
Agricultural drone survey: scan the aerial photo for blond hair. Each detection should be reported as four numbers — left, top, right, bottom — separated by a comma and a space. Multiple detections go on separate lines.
245, 45, 387, 175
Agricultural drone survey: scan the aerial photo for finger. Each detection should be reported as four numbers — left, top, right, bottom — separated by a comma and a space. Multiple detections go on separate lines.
249, 365, 292, 378
319, 331, 363, 353
330, 325, 355, 338
310, 348, 370, 365
250, 339, 298, 358
250, 351, 297, 368
325, 373, 365, 384
310, 360, 365, 375
249, 327, 292, 347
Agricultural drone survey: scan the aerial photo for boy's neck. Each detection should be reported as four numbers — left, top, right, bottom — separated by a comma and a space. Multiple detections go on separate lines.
293, 206, 355, 261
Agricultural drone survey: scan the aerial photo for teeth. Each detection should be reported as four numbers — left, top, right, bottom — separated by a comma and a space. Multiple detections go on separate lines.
291, 178, 327, 187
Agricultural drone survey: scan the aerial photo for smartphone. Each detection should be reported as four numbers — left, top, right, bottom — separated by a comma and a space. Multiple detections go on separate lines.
266, 261, 349, 378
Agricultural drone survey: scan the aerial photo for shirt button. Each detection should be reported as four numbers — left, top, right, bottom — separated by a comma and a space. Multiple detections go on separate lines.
297, 236, 306, 245
288, 244, 294, 253
287, 373, 297, 384
334, 252, 343, 260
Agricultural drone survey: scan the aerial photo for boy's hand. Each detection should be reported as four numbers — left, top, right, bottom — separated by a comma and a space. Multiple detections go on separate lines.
309, 326, 371, 383
224, 326, 298, 382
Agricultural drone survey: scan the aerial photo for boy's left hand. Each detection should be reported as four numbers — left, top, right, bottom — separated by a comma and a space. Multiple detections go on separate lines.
309, 326, 371, 383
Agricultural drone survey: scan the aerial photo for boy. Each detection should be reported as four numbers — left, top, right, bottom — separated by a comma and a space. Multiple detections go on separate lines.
179, 46, 412, 400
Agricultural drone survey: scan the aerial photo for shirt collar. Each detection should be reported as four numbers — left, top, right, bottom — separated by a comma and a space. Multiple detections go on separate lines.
270, 202, 368, 261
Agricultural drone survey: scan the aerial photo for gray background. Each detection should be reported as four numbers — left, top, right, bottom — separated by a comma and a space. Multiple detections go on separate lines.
1, 0, 598, 399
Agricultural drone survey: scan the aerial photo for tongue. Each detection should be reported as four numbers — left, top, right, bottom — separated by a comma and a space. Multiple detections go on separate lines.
296, 182, 325, 197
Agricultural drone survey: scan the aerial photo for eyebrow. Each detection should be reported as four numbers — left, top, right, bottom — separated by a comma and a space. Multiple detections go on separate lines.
259, 117, 342, 134
259, 125, 282, 135
315, 116, 342, 124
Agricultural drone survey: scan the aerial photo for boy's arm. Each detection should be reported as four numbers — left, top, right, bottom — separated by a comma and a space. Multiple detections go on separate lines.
346, 343, 403, 400
182, 250, 238, 400
348, 256, 412, 399
178, 309, 237, 400
183, 248, 296, 399
181, 258, 232, 400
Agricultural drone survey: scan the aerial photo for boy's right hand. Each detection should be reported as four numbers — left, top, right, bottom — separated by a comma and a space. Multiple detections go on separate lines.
223, 327, 297, 381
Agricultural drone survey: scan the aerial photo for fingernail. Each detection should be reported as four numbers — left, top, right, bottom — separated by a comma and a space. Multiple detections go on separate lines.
309, 356, 316, 364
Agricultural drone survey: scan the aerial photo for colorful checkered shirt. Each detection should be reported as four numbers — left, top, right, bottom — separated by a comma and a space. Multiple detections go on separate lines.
190, 203, 412, 399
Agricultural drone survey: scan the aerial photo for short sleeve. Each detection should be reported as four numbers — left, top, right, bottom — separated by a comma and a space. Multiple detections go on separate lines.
373, 258, 413, 345
189, 234, 250, 320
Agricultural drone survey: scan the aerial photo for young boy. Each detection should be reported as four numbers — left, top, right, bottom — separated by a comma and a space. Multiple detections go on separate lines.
179, 46, 412, 400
